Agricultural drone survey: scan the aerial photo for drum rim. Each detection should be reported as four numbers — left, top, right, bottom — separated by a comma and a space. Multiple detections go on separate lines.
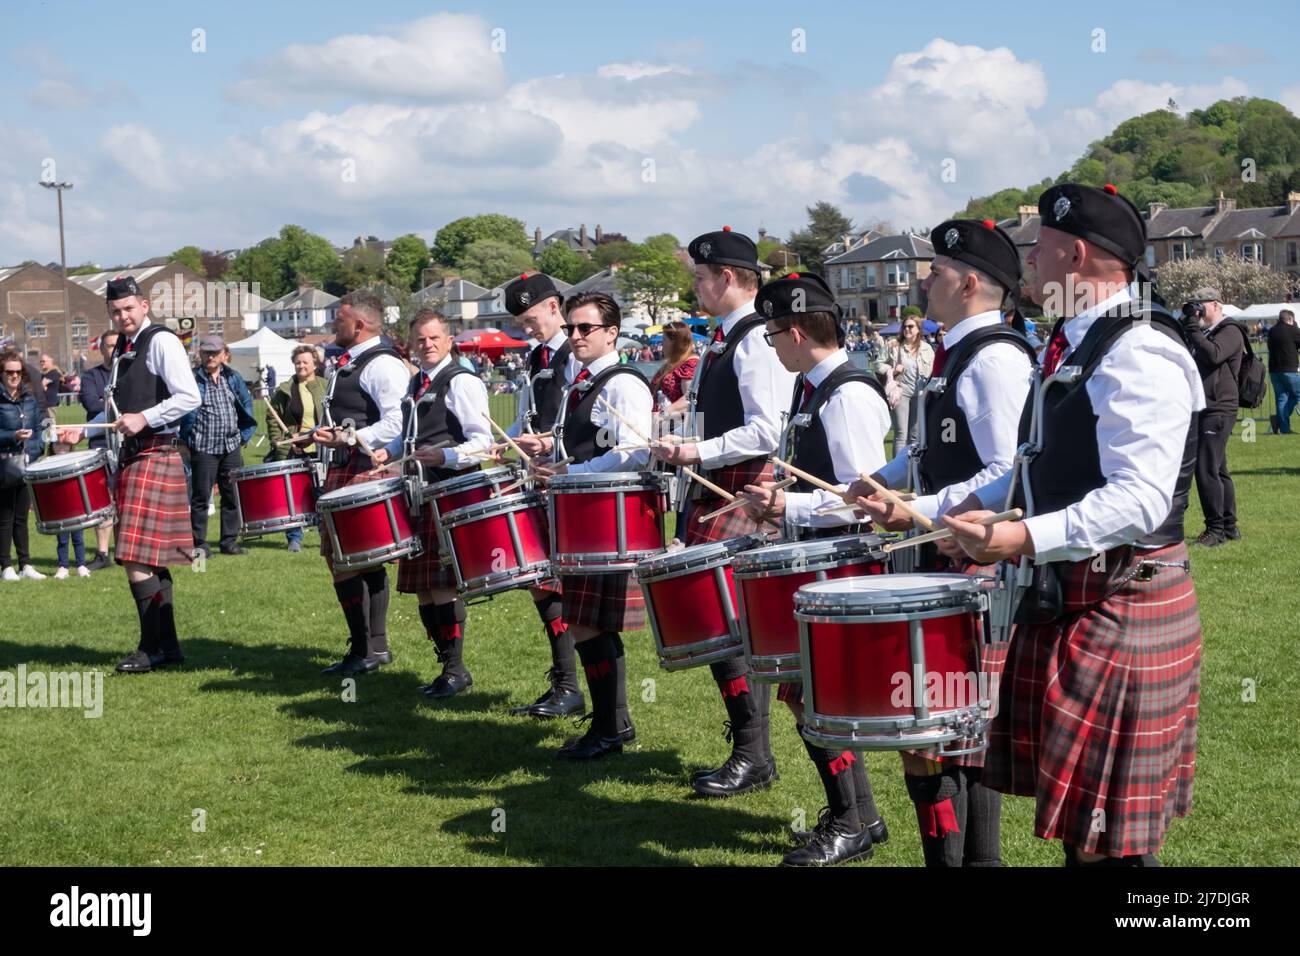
317, 476, 406, 507
426, 466, 515, 495
548, 471, 663, 490
732, 533, 885, 572
634, 533, 766, 579
23, 448, 106, 477
441, 491, 545, 527
235, 459, 314, 479
796, 572, 978, 600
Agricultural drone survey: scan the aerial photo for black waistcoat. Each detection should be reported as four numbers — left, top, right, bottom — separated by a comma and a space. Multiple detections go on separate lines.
788, 362, 887, 493
112, 323, 177, 438
918, 326, 1038, 494
1012, 307, 1197, 549
693, 314, 767, 441
406, 362, 471, 482
325, 343, 401, 429
527, 340, 571, 432
560, 365, 650, 464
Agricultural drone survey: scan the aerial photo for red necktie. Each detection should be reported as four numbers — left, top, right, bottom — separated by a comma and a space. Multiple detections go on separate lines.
568, 368, 591, 412
931, 340, 948, 376
124, 340, 135, 355
337, 351, 352, 369
541, 345, 552, 369
1040, 321, 1068, 377
704, 324, 725, 369
413, 371, 431, 401
800, 378, 816, 408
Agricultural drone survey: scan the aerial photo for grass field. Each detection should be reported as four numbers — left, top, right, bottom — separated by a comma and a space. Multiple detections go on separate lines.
1, 398, 1296, 867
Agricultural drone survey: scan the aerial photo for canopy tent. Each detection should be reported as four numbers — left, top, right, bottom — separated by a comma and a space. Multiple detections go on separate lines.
1228, 302, 1294, 322
225, 327, 296, 384
455, 329, 529, 358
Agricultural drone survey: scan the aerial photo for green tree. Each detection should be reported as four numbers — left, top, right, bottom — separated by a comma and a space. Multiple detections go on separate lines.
616, 242, 692, 322
271, 225, 340, 293
787, 202, 855, 274
227, 242, 286, 301
169, 245, 205, 275
455, 239, 535, 288
339, 246, 386, 292
67, 262, 103, 276
385, 234, 431, 293
536, 242, 589, 284
1155, 253, 1294, 309
432, 214, 530, 267
592, 240, 638, 270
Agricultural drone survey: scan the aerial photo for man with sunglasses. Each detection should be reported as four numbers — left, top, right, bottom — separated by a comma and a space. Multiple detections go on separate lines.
529, 292, 652, 759
495, 273, 585, 719
371, 309, 493, 698
845, 219, 1036, 867
652, 227, 796, 799
738, 272, 893, 866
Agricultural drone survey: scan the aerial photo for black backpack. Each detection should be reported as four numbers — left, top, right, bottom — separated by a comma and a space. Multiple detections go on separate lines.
1225, 320, 1266, 408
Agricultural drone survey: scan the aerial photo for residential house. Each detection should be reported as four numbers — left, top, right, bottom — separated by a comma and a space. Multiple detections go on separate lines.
471, 274, 574, 332
412, 277, 492, 326
0, 262, 109, 369
531, 224, 604, 258
260, 285, 341, 338
823, 233, 935, 324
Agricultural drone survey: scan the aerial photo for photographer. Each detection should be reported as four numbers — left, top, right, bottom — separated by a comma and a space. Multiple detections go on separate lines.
1181, 287, 1244, 546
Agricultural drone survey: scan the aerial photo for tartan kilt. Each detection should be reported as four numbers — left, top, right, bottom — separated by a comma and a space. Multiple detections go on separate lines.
114, 438, 193, 567
318, 452, 380, 570
685, 458, 775, 546
985, 543, 1202, 856
560, 571, 646, 632
396, 504, 457, 593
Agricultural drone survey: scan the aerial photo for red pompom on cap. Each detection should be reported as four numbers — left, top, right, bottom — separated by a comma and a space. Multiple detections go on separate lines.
982, 218, 996, 229
519, 274, 528, 280
789, 272, 800, 279
1103, 183, 1117, 195
722, 225, 732, 232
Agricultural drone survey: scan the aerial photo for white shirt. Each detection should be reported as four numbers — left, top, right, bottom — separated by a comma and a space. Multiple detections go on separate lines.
91, 317, 200, 431
382, 355, 494, 469
973, 284, 1207, 562
329, 335, 407, 451
507, 331, 581, 438
564, 350, 652, 475
877, 310, 1034, 520
693, 300, 798, 468
784, 350, 891, 530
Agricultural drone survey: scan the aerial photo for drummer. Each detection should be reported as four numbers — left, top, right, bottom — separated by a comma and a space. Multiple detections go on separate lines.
938, 183, 1204, 866
848, 219, 1035, 867
737, 273, 891, 867
652, 228, 796, 799
529, 292, 652, 759
58, 276, 201, 673
494, 273, 584, 719
370, 308, 493, 699
310, 291, 408, 676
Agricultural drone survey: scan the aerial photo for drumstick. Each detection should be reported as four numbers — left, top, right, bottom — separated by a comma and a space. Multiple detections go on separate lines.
363, 454, 417, 477
264, 400, 294, 437
493, 457, 576, 497
696, 477, 796, 524
813, 490, 916, 516
488, 418, 532, 465
855, 470, 937, 532
275, 431, 314, 448
881, 509, 1024, 553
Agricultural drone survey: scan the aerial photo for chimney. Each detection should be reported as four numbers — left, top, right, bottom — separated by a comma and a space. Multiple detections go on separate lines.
1017, 205, 1036, 227
580, 223, 588, 247
534, 226, 542, 245
757, 225, 767, 241
1149, 202, 1168, 219
1288, 191, 1300, 215
842, 233, 853, 250
595, 223, 603, 243
1216, 191, 1236, 214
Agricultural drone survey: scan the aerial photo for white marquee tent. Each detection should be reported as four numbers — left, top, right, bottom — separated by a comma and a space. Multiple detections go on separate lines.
225, 327, 296, 385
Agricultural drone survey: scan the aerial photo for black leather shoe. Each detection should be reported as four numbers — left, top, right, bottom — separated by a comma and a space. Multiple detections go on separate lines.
1194, 531, 1224, 548
691, 754, 778, 798
510, 673, 586, 718
1224, 527, 1241, 541
86, 553, 112, 572
322, 654, 370, 675
793, 814, 888, 847
219, 545, 247, 556
781, 814, 874, 867
116, 650, 162, 674
158, 650, 185, 666
339, 655, 379, 676
557, 726, 624, 760
372, 651, 393, 666
421, 670, 473, 699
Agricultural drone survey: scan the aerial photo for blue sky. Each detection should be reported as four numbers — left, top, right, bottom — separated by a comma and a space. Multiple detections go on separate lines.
3, 0, 1296, 267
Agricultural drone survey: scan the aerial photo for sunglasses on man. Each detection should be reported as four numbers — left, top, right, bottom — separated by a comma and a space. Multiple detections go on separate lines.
563, 322, 616, 338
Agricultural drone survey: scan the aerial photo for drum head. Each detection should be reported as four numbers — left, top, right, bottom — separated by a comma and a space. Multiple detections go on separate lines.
635, 533, 763, 579
733, 533, 883, 572
236, 458, 311, 479
796, 572, 979, 612
548, 471, 660, 492
24, 449, 104, 476
318, 476, 403, 507
425, 466, 512, 497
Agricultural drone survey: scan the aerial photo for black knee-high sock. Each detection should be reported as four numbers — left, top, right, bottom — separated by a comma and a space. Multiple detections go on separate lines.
710, 656, 771, 764
611, 632, 630, 733
576, 633, 620, 737
419, 600, 467, 677
333, 577, 368, 658
850, 753, 880, 826
962, 767, 1002, 867
155, 568, 179, 654
129, 575, 164, 656
801, 736, 860, 827
1063, 844, 1160, 867
904, 768, 968, 867
534, 594, 577, 693
362, 568, 390, 657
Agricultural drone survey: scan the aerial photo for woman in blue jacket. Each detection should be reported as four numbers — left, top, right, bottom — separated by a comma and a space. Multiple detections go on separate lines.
1, 351, 46, 580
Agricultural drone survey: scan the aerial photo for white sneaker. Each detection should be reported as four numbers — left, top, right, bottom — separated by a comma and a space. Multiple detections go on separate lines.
1, 567, 18, 582
20, 565, 46, 580
55, 567, 70, 580
76, 565, 91, 578
207, 499, 216, 516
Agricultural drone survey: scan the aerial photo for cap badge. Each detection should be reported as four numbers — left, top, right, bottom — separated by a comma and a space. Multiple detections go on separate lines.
699, 241, 713, 259
1053, 196, 1071, 221
762, 299, 774, 316
518, 292, 531, 306
944, 227, 960, 250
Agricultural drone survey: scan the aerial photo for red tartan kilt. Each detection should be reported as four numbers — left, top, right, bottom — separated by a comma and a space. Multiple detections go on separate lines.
560, 572, 645, 632
396, 505, 457, 593
985, 543, 1202, 856
685, 458, 775, 546
114, 440, 193, 567
318, 453, 386, 570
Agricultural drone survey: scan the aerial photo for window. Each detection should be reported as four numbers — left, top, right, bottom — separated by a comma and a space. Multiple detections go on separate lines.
1214, 247, 1225, 262
841, 267, 850, 289
28, 316, 47, 338
71, 315, 88, 349
866, 266, 878, 288
1241, 242, 1262, 262
886, 263, 908, 286
1171, 241, 1187, 262
207, 320, 224, 335
1145, 245, 1156, 267
1288, 242, 1298, 266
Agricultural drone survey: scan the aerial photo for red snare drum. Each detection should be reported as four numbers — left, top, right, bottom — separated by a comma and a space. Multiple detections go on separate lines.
733, 534, 889, 683
795, 574, 992, 754
317, 476, 420, 570
232, 458, 318, 536
440, 491, 551, 599
24, 449, 115, 534
549, 472, 665, 573
423, 466, 520, 565
635, 535, 768, 671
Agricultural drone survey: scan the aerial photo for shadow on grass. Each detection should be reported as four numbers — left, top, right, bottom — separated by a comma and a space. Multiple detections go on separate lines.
1229, 467, 1300, 477
0, 640, 124, 669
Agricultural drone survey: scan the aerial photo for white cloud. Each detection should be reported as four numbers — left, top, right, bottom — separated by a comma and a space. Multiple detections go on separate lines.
1279, 86, 1300, 116
1057, 76, 1250, 148
100, 125, 178, 192
228, 13, 506, 107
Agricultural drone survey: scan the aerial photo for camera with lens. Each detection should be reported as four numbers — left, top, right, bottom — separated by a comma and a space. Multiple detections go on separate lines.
1181, 301, 1206, 323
